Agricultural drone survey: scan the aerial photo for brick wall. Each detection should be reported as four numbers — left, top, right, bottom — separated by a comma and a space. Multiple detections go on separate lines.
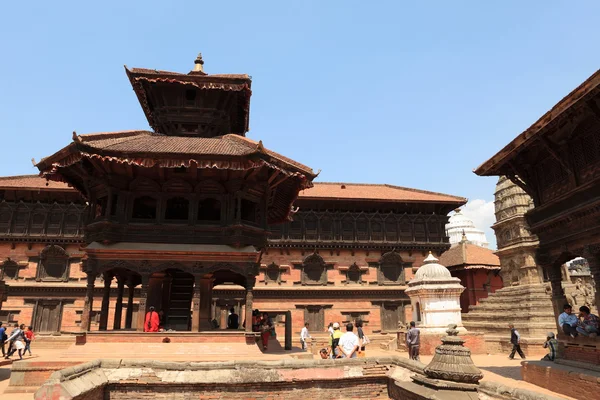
522, 361, 600, 400
107, 377, 390, 400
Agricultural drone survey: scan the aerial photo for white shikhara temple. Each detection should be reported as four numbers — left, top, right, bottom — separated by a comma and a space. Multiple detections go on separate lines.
445, 208, 489, 248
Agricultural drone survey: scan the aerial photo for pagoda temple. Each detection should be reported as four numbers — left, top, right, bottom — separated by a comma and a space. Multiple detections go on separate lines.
0, 55, 467, 338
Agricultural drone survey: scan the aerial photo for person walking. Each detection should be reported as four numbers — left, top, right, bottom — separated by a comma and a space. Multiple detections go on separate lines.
355, 319, 369, 357
508, 323, 526, 360
24, 326, 34, 357
5, 324, 25, 360
300, 322, 311, 350
260, 313, 273, 351
406, 321, 420, 361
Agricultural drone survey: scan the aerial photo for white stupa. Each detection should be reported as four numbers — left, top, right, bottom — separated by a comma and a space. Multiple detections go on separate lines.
405, 252, 466, 333
446, 208, 489, 248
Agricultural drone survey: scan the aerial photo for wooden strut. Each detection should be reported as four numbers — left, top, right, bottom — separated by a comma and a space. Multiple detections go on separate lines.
537, 136, 573, 174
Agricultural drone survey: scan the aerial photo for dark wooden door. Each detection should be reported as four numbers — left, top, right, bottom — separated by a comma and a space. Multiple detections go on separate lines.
33, 301, 63, 333
304, 307, 324, 331
381, 303, 400, 332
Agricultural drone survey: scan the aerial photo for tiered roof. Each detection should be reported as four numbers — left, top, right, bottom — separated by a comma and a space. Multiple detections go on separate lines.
439, 238, 500, 271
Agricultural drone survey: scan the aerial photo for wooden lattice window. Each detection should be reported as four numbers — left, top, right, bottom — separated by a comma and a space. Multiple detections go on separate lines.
63, 213, 79, 236
1, 261, 19, 280
0, 205, 11, 234
30, 213, 46, 235
301, 253, 327, 285
304, 214, 317, 241
319, 215, 333, 240
265, 263, 281, 284
165, 197, 189, 221
38, 245, 70, 282
347, 263, 362, 284
385, 217, 398, 242
46, 210, 63, 235
341, 216, 354, 241
370, 217, 383, 241
12, 207, 29, 235
378, 251, 405, 284
356, 216, 368, 241
132, 196, 157, 220
197, 198, 221, 222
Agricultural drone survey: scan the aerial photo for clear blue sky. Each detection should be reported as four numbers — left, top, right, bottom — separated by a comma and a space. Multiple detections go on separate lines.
1, 1, 599, 248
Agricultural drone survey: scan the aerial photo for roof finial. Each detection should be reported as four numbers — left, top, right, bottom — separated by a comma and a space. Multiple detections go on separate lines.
461, 230, 468, 243
193, 53, 205, 74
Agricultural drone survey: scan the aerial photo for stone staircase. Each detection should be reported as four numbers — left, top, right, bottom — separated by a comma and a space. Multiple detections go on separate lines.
462, 284, 556, 356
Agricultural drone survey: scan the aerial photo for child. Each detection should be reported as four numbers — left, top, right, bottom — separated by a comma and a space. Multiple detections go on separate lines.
24, 326, 34, 356
542, 332, 558, 361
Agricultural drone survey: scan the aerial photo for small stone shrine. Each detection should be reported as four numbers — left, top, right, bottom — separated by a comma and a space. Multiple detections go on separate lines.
395, 324, 483, 399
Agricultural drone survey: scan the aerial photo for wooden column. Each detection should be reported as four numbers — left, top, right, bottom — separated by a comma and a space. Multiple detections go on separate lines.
191, 275, 202, 332
199, 276, 213, 331
80, 272, 96, 332
98, 272, 113, 331
125, 281, 135, 329
136, 274, 150, 332
245, 279, 255, 333
548, 262, 568, 332
113, 277, 125, 330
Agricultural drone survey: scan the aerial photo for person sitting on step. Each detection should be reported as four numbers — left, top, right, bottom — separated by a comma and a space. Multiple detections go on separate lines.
577, 306, 599, 337
558, 304, 579, 338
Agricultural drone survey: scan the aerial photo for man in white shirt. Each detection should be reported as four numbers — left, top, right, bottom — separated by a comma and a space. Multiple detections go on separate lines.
337, 323, 359, 358
558, 304, 579, 338
300, 322, 311, 350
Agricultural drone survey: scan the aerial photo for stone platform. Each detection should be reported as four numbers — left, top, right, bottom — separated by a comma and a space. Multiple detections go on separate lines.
522, 360, 600, 400
78, 330, 258, 344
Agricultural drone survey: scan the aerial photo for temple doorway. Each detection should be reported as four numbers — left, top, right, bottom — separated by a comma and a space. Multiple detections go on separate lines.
148, 269, 194, 331
32, 300, 63, 333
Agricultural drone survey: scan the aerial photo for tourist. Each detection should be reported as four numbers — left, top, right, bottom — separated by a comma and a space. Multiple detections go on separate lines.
5, 324, 25, 360
144, 306, 160, 332
260, 313, 273, 351
0, 322, 6, 357
337, 323, 359, 358
558, 304, 579, 338
355, 319, 368, 357
406, 321, 420, 361
508, 323, 526, 360
300, 322, 311, 350
24, 326, 34, 356
228, 307, 239, 329
542, 332, 558, 361
329, 322, 342, 358
327, 322, 334, 335
4, 323, 18, 357
577, 306, 599, 337
319, 348, 329, 359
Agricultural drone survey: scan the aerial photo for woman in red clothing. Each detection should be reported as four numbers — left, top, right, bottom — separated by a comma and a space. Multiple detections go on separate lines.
260, 312, 273, 351
144, 306, 160, 332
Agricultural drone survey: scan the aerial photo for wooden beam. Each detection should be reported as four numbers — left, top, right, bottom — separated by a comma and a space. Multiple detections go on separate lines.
268, 170, 281, 185
586, 99, 600, 120
269, 174, 290, 190
244, 167, 261, 181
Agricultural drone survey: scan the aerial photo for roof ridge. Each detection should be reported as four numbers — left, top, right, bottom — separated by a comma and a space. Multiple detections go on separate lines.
0, 174, 40, 181
79, 130, 153, 142
311, 182, 466, 201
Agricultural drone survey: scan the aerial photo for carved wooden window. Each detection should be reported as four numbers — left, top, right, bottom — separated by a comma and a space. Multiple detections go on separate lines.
38, 245, 69, 282
110, 194, 119, 216
385, 218, 398, 242
378, 251, 405, 284
197, 198, 221, 222
289, 216, 302, 240
165, 197, 189, 221
304, 214, 317, 241
428, 219, 441, 242
370, 218, 383, 241
0, 205, 11, 234
301, 253, 327, 285
132, 196, 157, 220
346, 263, 362, 284
95, 196, 108, 218
356, 216, 368, 241
1, 261, 19, 280
63, 213, 79, 236
399, 220, 412, 241
0, 310, 20, 324
414, 220, 426, 241
46, 210, 63, 235
12, 207, 29, 235
319, 215, 333, 241
341, 216, 354, 241
30, 213, 46, 235
265, 263, 281, 284
240, 199, 258, 224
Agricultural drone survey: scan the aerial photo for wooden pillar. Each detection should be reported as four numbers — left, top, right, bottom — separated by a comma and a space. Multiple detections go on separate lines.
547, 262, 568, 332
136, 274, 150, 332
125, 281, 135, 329
245, 279, 255, 333
191, 275, 202, 332
80, 272, 96, 332
98, 272, 112, 331
284, 310, 292, 350
199, 276, 213, 331
113, 277, 125, 330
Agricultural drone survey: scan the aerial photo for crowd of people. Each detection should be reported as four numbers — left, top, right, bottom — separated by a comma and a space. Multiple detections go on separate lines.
313, 319, 368, 359
0, 322, 34, 360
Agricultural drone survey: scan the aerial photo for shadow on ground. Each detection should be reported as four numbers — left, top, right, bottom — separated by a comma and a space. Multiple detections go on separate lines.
480, 366, 522, 381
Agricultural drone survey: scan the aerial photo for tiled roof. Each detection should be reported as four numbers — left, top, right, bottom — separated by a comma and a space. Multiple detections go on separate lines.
127, 67, 250, 82
0, 175, 72, 191
439, 242, 500, 268
298, 182, 466, 204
